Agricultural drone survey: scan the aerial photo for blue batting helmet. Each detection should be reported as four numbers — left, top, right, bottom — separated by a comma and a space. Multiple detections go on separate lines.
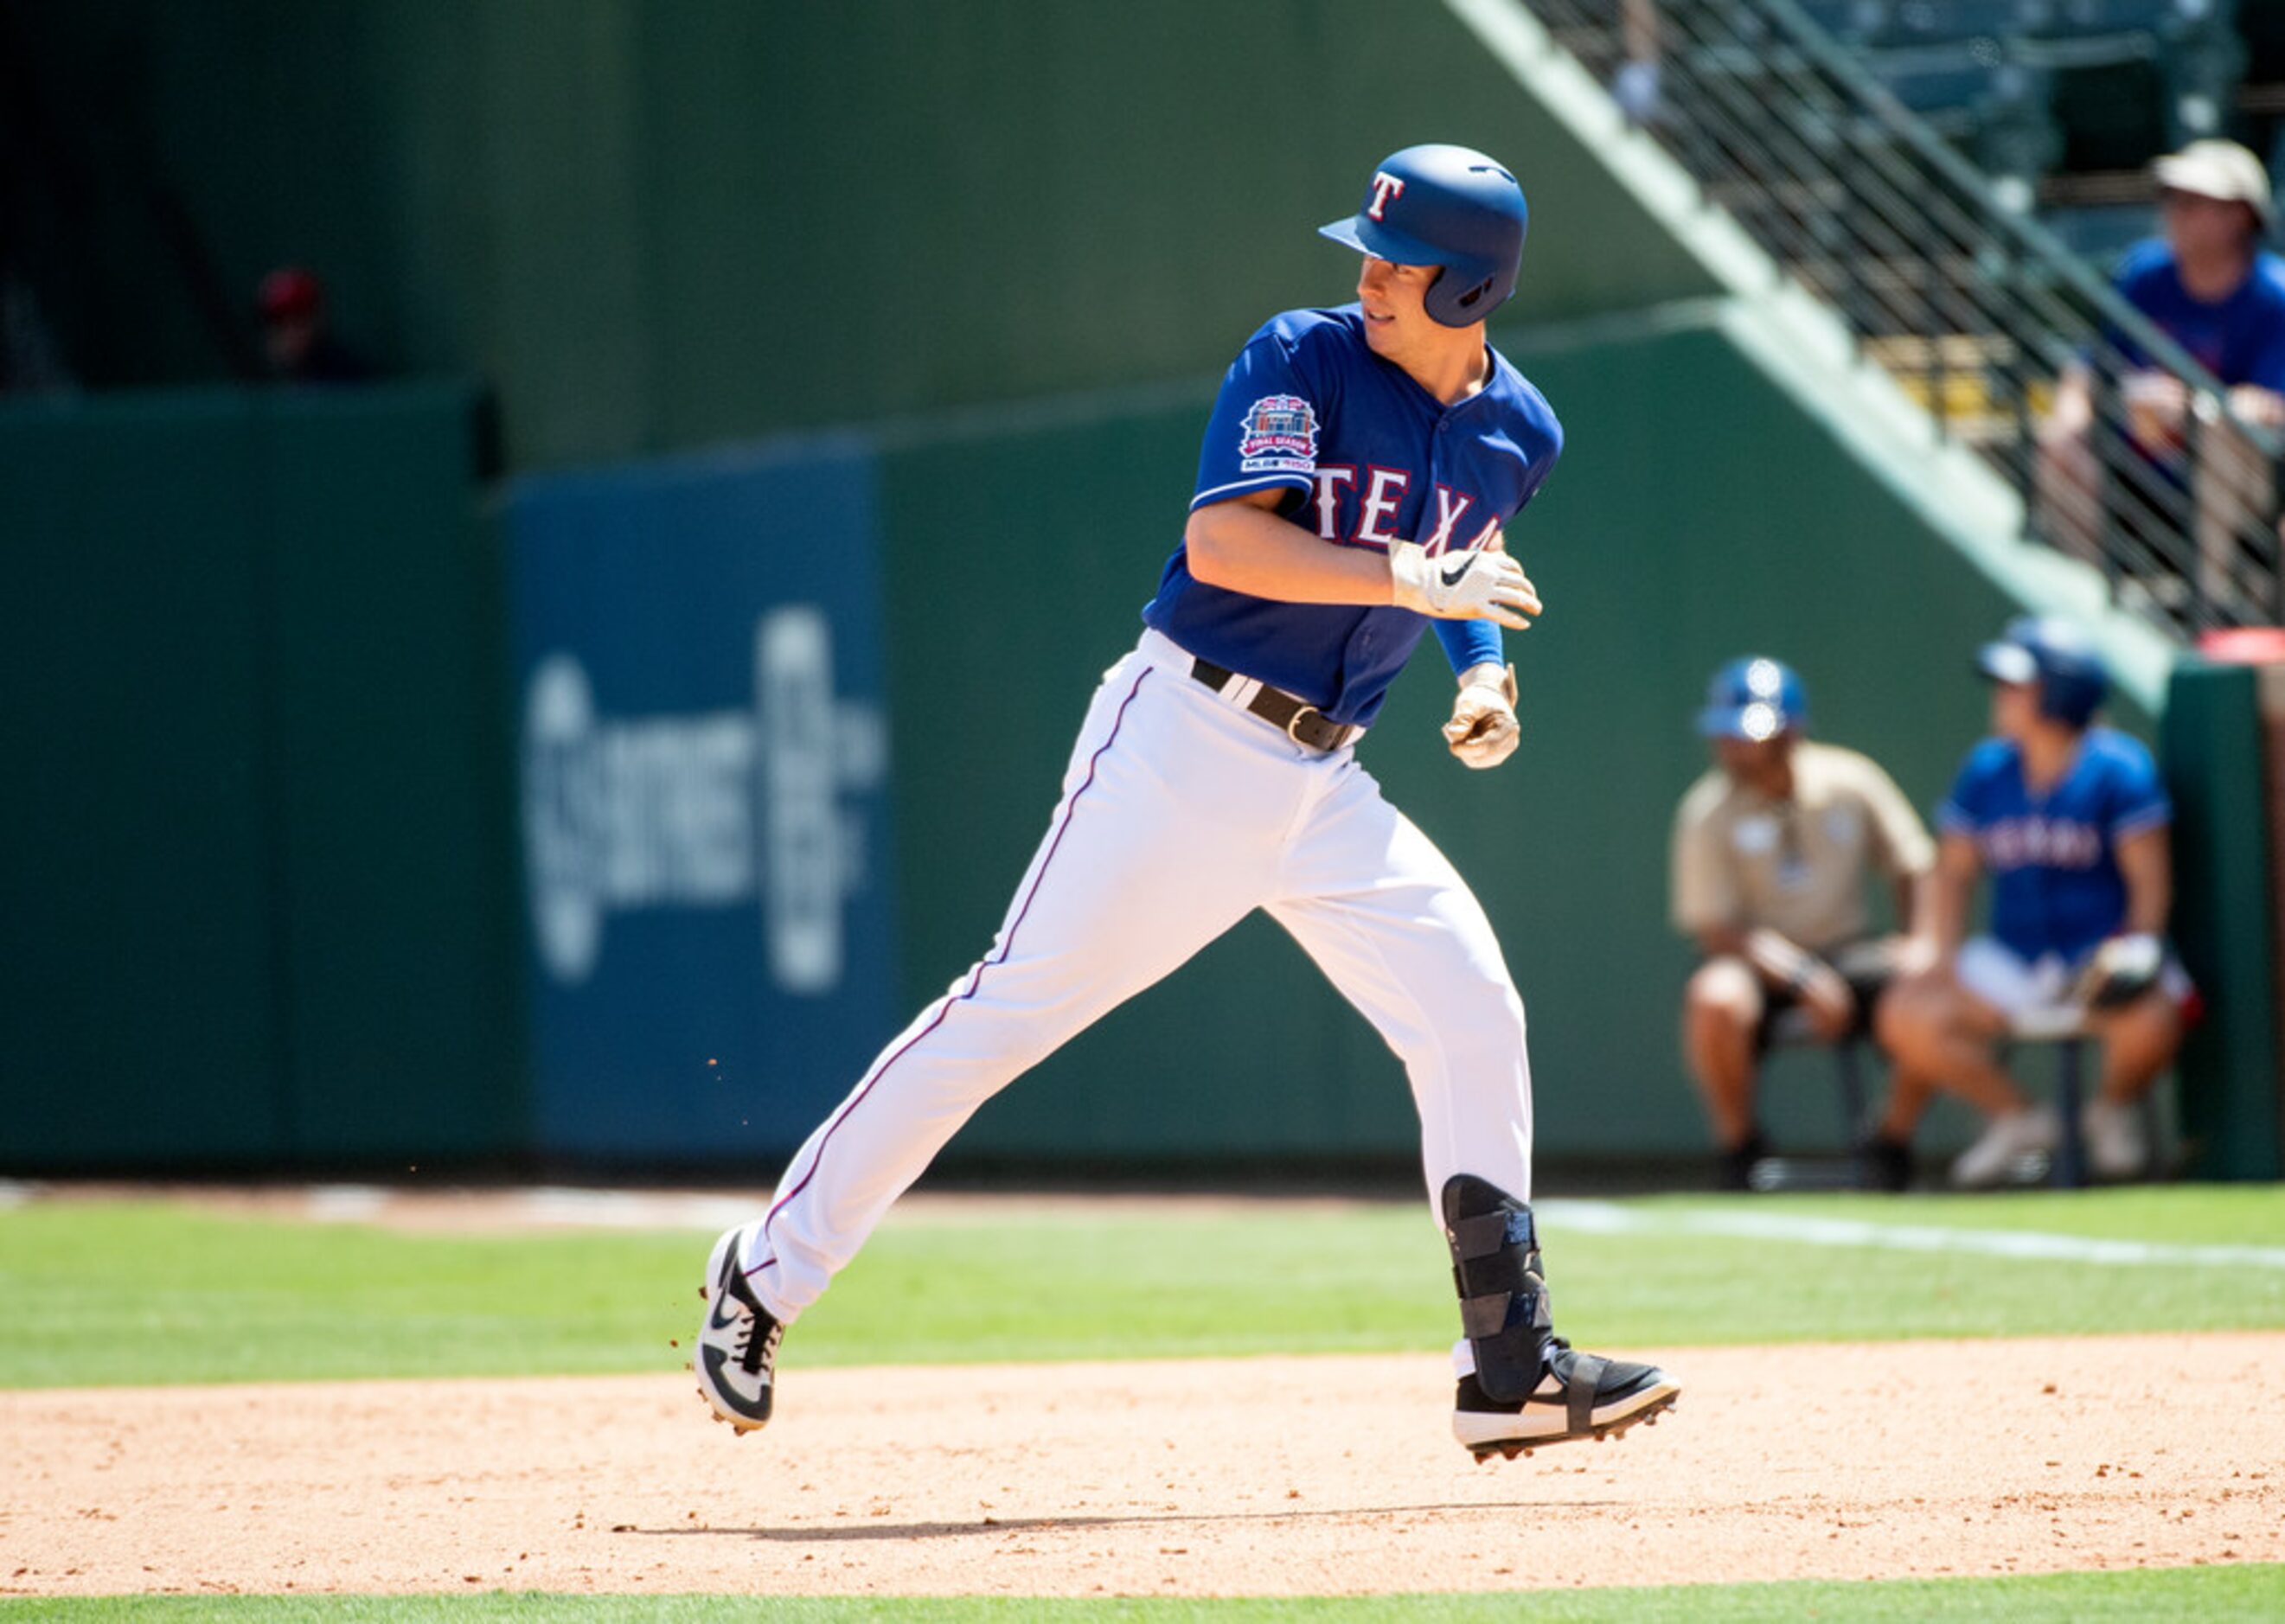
1976, 616, 2109, 727
1319, 144, 1529, 329
1698, 656, 1808, 741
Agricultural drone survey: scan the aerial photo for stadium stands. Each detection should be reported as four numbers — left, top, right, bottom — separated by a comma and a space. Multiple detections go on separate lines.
1567, 3, 2248, 244
1536, 0, 2282, 634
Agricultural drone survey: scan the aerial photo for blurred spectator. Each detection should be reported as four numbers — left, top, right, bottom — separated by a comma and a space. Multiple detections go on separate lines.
1669, 657, 1936, 1191
1614, 0, 1664, 126
1878, 617, 2193, 1187
2035, 141, 2285, 617
258, 265, 374, 386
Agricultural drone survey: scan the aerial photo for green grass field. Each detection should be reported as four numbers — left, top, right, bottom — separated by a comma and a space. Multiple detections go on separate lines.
3, 1185, 2281, 1619
3, 1564, 2284, 1621
2, 1187, 2279, 1388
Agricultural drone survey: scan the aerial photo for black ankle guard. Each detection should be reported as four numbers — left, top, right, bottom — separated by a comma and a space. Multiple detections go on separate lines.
1441, 1173, 1551, 1405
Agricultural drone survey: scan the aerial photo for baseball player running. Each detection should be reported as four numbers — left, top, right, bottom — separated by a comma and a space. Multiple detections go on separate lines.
695, 144, 1680, 1461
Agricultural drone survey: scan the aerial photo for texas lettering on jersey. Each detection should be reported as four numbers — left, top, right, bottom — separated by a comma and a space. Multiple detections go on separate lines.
1305, 468, 1505, 552
1938, 728, 2170, 962
1976, 815, 2104, 872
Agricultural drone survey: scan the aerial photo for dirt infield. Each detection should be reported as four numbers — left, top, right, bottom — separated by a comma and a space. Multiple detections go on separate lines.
5, 1333, 2280, 1598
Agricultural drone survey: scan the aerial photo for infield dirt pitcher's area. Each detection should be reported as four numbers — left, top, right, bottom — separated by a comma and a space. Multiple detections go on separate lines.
4, 1333, 2280, 1597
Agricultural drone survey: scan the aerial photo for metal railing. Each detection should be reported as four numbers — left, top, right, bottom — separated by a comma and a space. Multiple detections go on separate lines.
1530, 0, 2284, 634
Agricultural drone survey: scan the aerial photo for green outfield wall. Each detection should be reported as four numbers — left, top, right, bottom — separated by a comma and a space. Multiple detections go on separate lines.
0, 386, 522, 1167
10, 0, 1719, 473
13, 310, 2274, 1174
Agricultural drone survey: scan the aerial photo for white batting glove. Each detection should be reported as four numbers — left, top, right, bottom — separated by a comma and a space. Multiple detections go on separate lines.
2073, 932, 2166, 1010
1390, 541, 1539, 630
1443, 662, 1520, 770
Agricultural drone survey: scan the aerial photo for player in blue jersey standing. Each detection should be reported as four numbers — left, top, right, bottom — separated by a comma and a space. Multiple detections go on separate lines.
693, 144, 1680, 1462
1877, 617, 2192, 1186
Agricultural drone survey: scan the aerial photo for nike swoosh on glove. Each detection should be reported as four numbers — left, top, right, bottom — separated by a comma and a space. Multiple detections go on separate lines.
1391, 541, 1538, 629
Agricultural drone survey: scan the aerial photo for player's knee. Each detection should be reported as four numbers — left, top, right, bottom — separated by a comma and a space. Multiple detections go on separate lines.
2092, 989, 2185, 1052
1414, 977, 1527, 1073
1685, 957, 1760, 1029
1873, 981, 1940, 1056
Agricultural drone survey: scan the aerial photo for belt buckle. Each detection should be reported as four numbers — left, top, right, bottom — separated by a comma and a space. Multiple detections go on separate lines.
1284, 704, 1324, 747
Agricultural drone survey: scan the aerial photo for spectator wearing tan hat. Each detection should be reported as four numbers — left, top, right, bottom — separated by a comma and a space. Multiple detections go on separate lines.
2035, 140, 2285, 617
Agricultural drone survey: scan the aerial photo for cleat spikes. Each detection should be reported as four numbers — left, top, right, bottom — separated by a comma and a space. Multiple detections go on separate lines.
1454, 1384, 1678, 1461
1469, 1442, 1534, 1464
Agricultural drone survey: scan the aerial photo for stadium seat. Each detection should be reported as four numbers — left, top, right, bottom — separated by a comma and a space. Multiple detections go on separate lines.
1746, 1007, 1880, 1192
2005, 1009, 2101, 1187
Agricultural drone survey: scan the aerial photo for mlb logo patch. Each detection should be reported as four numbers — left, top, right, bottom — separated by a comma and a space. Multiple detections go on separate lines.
1237, 393, 1319, 470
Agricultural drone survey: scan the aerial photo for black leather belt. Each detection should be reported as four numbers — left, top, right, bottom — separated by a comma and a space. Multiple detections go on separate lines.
1187, 657, 1362, 752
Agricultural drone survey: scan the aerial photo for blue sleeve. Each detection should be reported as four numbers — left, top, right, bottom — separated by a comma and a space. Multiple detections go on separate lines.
2106, 738, 2172, 841
1936, 745, 1996, 835
1433, 617, 1502, 675
1191, 326, 1321, 512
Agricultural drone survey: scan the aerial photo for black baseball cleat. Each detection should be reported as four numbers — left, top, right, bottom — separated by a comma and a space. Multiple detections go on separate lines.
1454, 1339, 1680, 1461
1716, 1128, 1770, 1192
694, 1223, 783, 1434
1854, 1132, 1914, 1193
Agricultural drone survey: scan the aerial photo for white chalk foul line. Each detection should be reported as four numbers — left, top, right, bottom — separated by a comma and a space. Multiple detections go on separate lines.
1538, 1199, 2285, 1271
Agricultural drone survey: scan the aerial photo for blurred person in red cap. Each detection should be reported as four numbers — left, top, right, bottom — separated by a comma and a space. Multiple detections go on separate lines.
2035, 139, 2285, 618
258, 265, 374, 386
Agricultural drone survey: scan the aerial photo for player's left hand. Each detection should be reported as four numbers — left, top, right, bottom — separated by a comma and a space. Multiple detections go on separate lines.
1443, 662, 1519, 769
2073, 932, 2166, 1010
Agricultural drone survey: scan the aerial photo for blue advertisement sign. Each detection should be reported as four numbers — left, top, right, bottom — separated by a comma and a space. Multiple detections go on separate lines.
508, 439, 897, 1160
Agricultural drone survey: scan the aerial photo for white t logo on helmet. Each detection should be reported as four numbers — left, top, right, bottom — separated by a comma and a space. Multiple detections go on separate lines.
1367, 172, 1406, 221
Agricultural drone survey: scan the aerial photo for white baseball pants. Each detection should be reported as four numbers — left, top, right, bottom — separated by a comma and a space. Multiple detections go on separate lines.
739, 629, 1534, 1320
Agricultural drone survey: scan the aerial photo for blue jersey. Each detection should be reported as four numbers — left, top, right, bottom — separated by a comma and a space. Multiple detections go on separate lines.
1936, 727, 2171, 964
2110, 239, 2285, 389
1142, 304, 1563, 726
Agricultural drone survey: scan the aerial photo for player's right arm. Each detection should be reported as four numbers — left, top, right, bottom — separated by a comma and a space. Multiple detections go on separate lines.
1923, 743, 2002, 969
1186, 489, 1408, 603
1186, 491, 1541, 628
1923, 833, 1981, 964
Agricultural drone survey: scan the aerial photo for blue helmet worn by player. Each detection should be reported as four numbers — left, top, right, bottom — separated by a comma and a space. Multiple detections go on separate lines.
1318, 144, 1530, 328
1975, 616, 2109, 727
1697, 656, 1808, 742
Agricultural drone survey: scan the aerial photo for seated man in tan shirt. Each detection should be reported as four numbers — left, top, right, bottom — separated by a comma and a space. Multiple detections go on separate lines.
1670, 658, 1936, 1190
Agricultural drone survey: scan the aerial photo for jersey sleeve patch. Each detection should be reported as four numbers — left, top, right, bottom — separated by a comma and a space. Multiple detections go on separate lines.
1236, 393, 1320, 474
